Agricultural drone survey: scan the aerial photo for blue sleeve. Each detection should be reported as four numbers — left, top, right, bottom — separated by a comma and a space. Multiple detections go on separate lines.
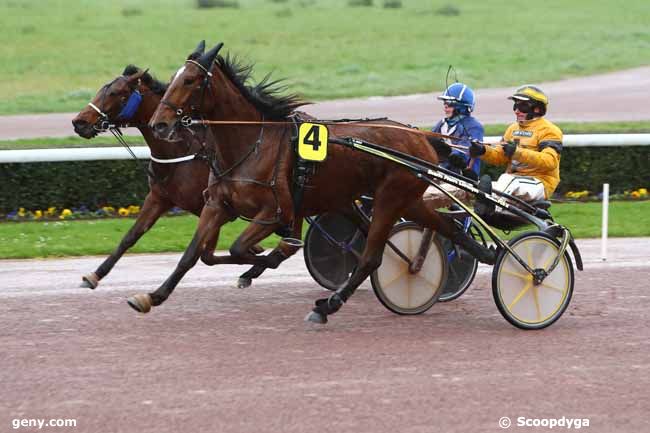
431, 119, 444, 133
464, 119, 484, 174
448, 118, 483, 172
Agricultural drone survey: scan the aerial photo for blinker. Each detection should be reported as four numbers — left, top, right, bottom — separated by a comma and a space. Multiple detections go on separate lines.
117, 90, 142, 120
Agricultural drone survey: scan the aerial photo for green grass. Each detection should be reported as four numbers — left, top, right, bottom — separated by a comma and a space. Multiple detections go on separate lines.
2, 120, 650, 150
494, 201, 650, 240
1, 201, 648, 259
0, 135, 145, 150
0, 216, 282, 259
1, 0, 649, 115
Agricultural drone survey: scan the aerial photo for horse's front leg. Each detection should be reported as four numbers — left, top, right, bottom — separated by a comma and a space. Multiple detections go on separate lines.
126, 203, 230, 314
200, 208, 300, 268
236, 218, 304, 288
81, 193, 171, 289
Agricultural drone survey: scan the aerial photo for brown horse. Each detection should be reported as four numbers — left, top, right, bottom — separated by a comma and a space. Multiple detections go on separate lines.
71, 41, 273, 289
132, 42, 493, 323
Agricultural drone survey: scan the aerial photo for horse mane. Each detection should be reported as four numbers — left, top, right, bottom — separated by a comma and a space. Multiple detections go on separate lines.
216, 54, 308, 120
122, 65, 168, 96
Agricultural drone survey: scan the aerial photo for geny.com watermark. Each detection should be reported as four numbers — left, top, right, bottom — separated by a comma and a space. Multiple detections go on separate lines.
499, 416, 590, 429
11, 418, 77, 430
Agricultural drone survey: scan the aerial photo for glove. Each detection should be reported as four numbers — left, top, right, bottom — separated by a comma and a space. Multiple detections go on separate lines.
469, 139, 485, 157
503, 141, 517, 157
447, 152, 466, 170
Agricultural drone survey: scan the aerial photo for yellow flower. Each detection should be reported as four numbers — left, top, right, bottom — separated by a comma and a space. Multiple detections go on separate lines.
631, 191, 640, 199
18, 207, 26, 217
127, 205, 140, 214
59, 209, 73, 219
638, 188, 648, 196
34, 210, 43, 219
118, 207, 130, 217
102, 206, 115, 213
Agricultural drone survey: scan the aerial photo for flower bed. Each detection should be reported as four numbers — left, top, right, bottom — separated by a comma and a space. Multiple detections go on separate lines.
563, 187, 648, 201
2, 205, 186, 222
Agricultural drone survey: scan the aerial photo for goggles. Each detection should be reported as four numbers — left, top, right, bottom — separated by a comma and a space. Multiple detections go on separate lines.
512, 100, 534, 113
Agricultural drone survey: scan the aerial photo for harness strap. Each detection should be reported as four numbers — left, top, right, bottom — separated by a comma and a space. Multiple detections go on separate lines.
88, 102, 107, 118
290, 115, 309, 220
150, 154, 197, 164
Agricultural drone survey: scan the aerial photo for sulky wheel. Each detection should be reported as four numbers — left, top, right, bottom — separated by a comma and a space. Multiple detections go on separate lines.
371, 222, 447, 315
303, 213, 366, 291
492, 231, 574, 330
437, 222, 485, 302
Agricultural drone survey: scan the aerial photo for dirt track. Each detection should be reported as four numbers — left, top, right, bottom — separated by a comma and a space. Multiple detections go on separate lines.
1, 238, 649, 433
1, 66, 649, 140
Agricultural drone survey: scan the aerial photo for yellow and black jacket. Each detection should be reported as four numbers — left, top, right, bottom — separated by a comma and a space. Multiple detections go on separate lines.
480, 117, 562, 198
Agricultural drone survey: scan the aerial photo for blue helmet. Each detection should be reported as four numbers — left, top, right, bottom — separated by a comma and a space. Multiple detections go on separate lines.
437, 82, 476, 114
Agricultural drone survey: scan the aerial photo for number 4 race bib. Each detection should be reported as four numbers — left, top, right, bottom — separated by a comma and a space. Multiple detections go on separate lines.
298, 123, 328, 162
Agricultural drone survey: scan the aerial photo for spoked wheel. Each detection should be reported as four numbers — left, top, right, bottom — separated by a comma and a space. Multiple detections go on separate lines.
493, 232, 574, 330
437, 222, 485, 302
304, 213, 366, 291
371, 222, 447, 315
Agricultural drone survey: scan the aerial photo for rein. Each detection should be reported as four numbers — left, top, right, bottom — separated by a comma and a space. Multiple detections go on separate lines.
188, 118, 486, 150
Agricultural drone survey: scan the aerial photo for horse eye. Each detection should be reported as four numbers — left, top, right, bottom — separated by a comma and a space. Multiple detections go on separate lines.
183, 78, 194, 86
109, 92, 117, 97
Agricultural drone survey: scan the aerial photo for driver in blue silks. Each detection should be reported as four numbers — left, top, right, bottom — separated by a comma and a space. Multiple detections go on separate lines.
423, 82, 484, 208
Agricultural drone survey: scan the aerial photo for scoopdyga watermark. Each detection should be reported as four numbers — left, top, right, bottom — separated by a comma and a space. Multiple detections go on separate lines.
499, 416, 590, 429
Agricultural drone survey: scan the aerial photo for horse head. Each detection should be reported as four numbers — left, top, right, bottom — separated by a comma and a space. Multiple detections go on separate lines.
150, 42, 224, 141
72, 67, 153, 138
72, 40, 206, 139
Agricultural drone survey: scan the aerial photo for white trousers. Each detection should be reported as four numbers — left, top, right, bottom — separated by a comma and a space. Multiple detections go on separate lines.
422, 183, 471, 209
493, 173, 546, 202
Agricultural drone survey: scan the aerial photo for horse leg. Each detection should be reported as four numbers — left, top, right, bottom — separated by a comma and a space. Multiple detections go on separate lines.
236, 218, 304, 289
200, 209, 300, 268
126, 204, 230, 313
81, 193, 171, 289
305, 192, 409, 324
404, 199, 497, 264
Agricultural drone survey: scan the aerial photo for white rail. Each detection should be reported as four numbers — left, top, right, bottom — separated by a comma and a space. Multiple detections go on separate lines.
0, 134, 649, 163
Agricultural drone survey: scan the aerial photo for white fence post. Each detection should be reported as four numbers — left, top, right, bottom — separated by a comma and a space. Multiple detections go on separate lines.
601, 183, 609, 261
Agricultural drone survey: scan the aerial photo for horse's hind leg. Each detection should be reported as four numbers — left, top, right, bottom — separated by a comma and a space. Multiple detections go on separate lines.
126, 203, 230, 313
404, 199, 497, 264
236, 218, 304, 289
81, 193, 171, 289
305, 189, 410, 324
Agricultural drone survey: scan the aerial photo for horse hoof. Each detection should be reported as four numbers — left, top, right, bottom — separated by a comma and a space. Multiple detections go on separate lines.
80, 272, 99, 289
304, 311, 328, 324
237, 277, 252, 289
127, 294, 152, 314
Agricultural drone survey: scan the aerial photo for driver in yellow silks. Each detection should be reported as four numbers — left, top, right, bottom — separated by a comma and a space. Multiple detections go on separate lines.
469, 85, 562, 214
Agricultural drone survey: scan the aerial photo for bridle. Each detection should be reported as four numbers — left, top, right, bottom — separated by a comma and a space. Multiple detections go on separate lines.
159, 59, 214, 129
87, 76, 148, 132
85, 75, 209, 180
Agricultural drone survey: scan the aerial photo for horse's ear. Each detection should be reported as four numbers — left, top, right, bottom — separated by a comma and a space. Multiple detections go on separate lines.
198, 42, 224, 71
187, 40, 206, 60
195, 40, 206, 55
127, 68, 149, 82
